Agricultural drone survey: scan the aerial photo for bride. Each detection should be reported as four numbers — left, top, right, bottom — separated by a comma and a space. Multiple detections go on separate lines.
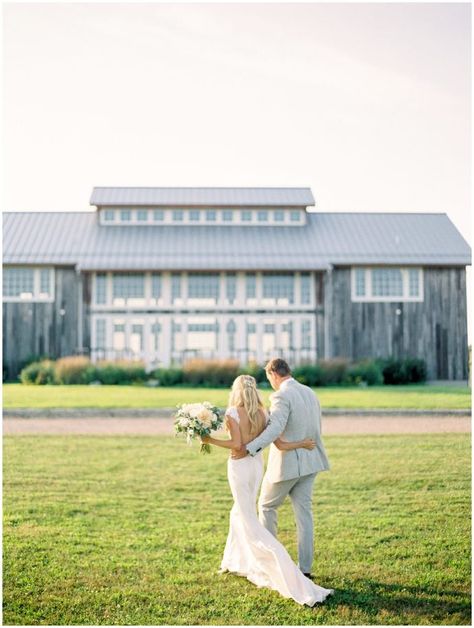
201, 374, 333, 606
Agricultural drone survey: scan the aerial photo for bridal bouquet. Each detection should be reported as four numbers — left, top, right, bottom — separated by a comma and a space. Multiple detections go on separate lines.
174, 402, 223, 454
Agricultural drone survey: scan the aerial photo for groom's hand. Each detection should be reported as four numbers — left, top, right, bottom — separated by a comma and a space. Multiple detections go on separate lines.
231, 445, 248, 460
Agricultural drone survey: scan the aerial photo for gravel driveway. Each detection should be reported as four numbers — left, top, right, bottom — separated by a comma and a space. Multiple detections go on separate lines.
3, 414, 470, 435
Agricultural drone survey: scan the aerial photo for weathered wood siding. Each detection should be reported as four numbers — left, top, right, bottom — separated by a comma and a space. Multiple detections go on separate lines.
314, 272, 325, 360
3, 267, 87, 380
326, 267, 468, 380
4, 267, 468, 380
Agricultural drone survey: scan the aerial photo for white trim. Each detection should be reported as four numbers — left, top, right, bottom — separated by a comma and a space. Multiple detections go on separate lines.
351, 267, 424, 302
3, 266, 55, 302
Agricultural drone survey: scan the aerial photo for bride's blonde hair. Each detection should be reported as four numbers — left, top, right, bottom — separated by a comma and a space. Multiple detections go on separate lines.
228, 375, 265, 436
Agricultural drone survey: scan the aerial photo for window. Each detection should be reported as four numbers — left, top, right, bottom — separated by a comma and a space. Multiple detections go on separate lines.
246, 273, 257, 300
409, 269, 420, 297
188, 273, 220, 302
274, 210, 284, 222
227, 319, 236, 352
113, 322, 125, 351
189, 210, 200, 222
246, 322, 257, 356
301, 320, 311, 350
372, 269, 403, 297
171, 273, 182, 303
151, 273, 162, 299
300, 273, 311, 305
173, 210, 184, 222
355, 269, 366, 297
95, 319, 106, 350
351, 267, 423, 301
3, 268, 34, 298
40, 269, 51, 296
130, 323, 144, 353
172, 321, 184, 351
187, 320, 218, 351
151, 322, 161, 351
263, 322, 276, 355
226, 273, 237, 304
222, 210, 233, 222
137, 210, 148, 222
120, 209, 131, 222
95, 273, 107, 305
103, 210, 115, 222
153, 210, 164, 222
206, 210, 216, 222
257, 210, 268, 222
94, 272, 169, 306
188, 322, 218, 332
112, 273, 145, 305
281, 321, 293, 350
241, 211, 252, 222
262, 273, 294, 304
290, 211, 301, 222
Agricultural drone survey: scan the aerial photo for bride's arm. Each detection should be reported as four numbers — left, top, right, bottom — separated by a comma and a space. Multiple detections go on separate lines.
201, 416, 242, 450
273, 437, 316, 451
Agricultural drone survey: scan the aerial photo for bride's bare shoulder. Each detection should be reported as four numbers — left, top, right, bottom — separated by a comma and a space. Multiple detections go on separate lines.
235, 406, 247, 422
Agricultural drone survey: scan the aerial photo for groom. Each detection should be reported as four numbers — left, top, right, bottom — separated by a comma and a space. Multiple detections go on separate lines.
232, 358, 330, 578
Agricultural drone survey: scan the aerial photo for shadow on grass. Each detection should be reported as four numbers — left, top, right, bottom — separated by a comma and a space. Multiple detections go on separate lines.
328, 579, 471, 623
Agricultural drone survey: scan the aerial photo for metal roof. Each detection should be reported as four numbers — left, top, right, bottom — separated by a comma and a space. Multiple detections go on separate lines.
90, 187, 315, 207
3, 211, 471, 270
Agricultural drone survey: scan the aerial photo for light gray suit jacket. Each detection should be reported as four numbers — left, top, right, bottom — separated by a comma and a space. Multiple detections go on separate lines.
246, 378, 330, 483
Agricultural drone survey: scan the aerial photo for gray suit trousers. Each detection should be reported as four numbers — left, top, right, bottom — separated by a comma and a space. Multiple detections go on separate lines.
258, 471, 317, 574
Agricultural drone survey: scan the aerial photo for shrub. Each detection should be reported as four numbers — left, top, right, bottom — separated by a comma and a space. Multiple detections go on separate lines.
94, 360, 147, 385
381, 358, 427, 385
182, 359, 240, 387
151, 367, 184, 387
404, 358, 427, 383
55, 356, 92, 384
20, 360, 56, 385
13, 354, 51, 383
318, 358, 350, 385
292, 364, 324, 387
346, 360, 384, 386
381, 358, 403, 385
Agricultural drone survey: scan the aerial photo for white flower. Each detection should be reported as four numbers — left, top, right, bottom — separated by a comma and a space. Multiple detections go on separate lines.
197, 408, 213, 427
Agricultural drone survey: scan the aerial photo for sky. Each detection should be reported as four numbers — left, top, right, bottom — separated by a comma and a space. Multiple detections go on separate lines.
3, 2, 472, 336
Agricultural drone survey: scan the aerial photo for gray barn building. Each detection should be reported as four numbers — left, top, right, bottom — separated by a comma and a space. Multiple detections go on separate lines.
3, 186, 471, 380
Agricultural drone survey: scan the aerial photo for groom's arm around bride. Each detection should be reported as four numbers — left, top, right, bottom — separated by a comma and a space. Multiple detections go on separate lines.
238, 390, 291, 458
232, 359, 331, 481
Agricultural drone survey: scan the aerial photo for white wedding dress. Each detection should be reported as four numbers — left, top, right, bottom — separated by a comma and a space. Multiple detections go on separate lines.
219, 406, 333, 606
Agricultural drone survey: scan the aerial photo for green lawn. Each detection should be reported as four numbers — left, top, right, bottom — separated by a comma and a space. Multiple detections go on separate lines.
3, 433, 471, 625
3, 383, 471, 410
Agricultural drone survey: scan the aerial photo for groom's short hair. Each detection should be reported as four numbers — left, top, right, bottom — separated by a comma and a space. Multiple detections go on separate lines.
265, 358, 291, 377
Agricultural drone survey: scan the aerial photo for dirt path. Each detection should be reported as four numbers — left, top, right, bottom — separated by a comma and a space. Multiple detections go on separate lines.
3, 415, 471, 435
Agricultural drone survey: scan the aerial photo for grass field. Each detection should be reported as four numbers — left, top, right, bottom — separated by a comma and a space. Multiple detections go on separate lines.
3, 383, 471, 410
3, 433, 471, 625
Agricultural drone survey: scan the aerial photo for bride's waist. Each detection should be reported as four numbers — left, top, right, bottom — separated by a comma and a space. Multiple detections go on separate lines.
228, 451, 263, 462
